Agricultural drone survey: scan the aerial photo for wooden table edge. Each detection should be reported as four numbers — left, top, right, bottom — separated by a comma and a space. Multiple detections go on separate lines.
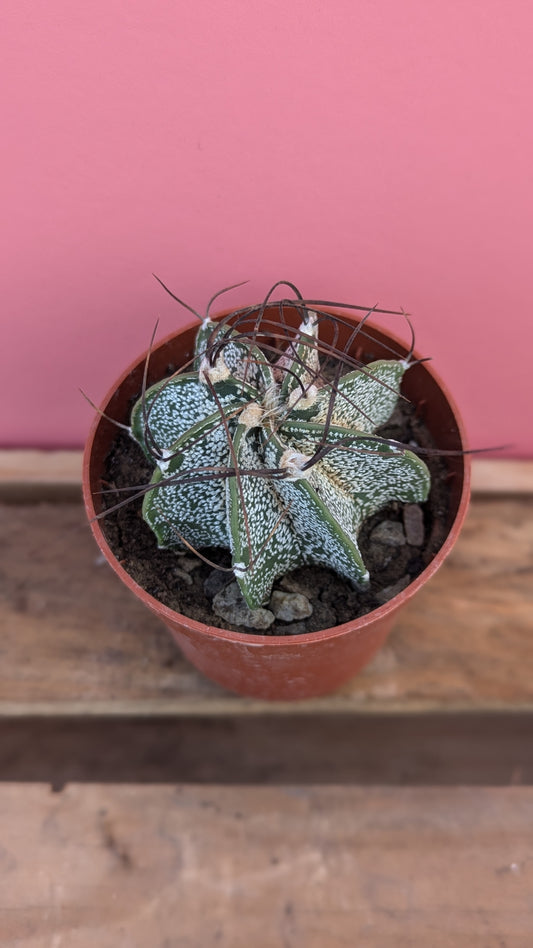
2, 699, 533, 718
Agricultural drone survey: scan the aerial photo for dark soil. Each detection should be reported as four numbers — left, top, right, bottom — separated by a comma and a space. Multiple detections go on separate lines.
100, 402, 450, 635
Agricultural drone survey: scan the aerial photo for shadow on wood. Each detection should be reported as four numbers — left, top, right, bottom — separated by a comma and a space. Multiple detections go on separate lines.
1, 713, 532, 789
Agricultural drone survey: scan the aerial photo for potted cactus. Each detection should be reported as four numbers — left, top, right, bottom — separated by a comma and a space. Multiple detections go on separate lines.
83, 280, 470, 699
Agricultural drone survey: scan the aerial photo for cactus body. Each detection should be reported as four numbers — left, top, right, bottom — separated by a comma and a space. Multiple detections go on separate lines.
130, 304, 431, 609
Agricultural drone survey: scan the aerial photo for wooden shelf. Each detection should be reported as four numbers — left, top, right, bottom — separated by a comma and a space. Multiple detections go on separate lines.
1, 452, 532, 946
1, 454, 532, 717
2, 783, 532, 947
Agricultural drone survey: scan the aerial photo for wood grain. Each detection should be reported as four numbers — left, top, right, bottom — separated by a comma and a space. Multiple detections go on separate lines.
1, 496, 532, 715
1, 784, 532, 947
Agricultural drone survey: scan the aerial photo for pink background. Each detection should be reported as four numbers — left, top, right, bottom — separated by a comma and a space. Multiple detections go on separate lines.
2, 1, 532, 455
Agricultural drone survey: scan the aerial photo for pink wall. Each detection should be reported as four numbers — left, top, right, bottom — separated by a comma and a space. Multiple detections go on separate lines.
2, 1, 532, 454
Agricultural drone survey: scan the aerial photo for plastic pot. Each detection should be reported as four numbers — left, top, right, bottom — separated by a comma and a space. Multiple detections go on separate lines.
82, 307, 470, 700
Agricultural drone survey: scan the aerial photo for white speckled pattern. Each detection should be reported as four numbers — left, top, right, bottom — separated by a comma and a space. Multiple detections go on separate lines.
129, 307, 431, 608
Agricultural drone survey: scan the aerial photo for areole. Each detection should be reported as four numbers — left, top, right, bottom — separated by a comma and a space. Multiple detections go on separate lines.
83, 305, 471, 700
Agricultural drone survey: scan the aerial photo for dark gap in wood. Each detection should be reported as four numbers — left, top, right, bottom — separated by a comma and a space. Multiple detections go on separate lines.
0, 485, 82, 504
1, 713, 532, 790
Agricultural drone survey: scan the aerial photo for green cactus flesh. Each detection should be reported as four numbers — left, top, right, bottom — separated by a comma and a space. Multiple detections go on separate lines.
129, 309, 431, 609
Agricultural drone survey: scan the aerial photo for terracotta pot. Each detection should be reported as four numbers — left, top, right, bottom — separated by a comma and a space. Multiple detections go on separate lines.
82, 307, 470, 700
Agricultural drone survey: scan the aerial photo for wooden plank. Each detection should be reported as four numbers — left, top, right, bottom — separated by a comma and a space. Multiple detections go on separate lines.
1, 784, 532, 947
1, 715, 532, 786
1, 450, 533, 497
471, 458, 533, 494
1, 497, 532, 715
0, 450, 81, 501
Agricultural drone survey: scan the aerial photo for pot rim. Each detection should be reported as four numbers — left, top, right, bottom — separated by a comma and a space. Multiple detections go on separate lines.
82, 310, 471, 646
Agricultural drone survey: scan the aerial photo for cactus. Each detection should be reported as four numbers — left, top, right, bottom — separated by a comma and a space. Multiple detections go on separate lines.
129, 284, 431, 610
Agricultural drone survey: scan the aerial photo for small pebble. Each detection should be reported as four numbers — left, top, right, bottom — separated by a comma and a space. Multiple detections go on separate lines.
204, 568, 231, 599
403, 504, 425, 546
370, 521, 406, 547
270, 590, 313, 623
212, 582, 274, 630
